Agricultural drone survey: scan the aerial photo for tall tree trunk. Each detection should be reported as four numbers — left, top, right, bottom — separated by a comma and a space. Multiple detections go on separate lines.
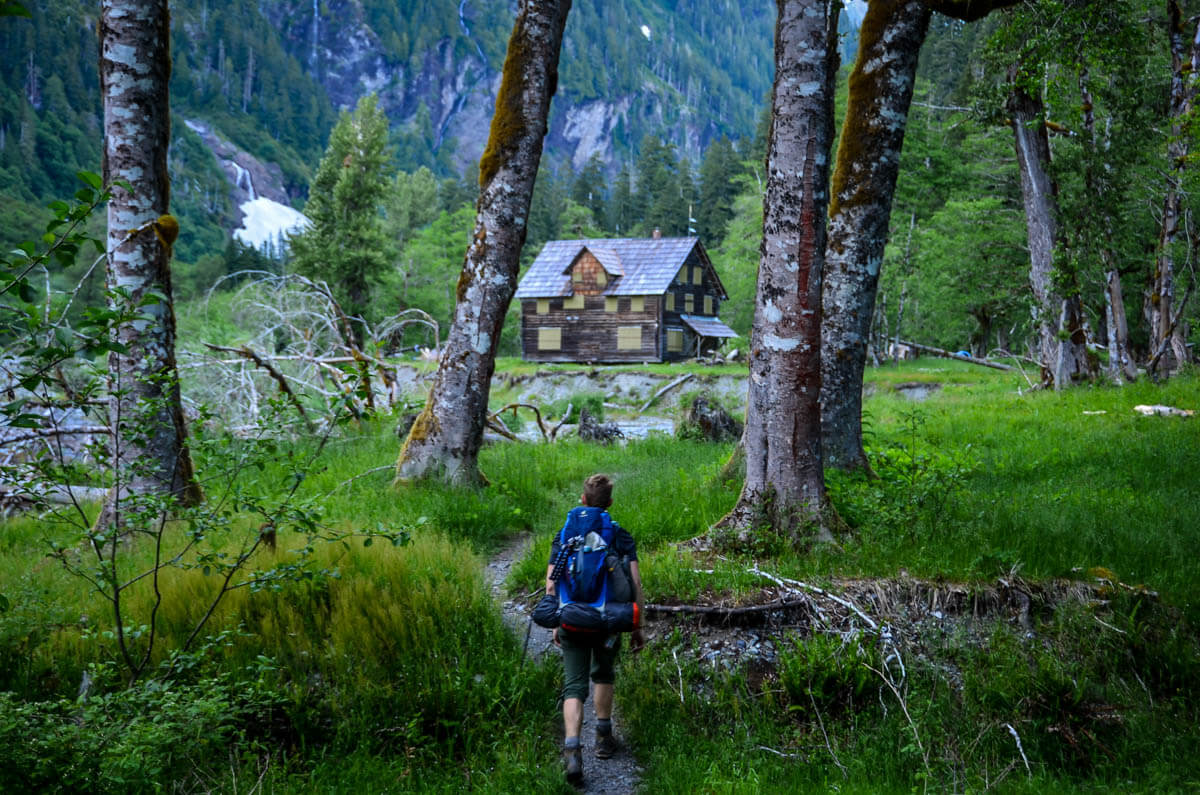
1007, 81, 1089, 389
97, 0, 201, 528
1078, 68, 1136, 384
395, 0, 571, 485
1105, 269, 1137, 382
1153, 0, 1200, 374
821, 0, 930, 472
716, 0, 839, 543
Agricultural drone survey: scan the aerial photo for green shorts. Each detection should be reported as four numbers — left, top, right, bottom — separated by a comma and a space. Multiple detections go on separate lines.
560, 631, 621, 703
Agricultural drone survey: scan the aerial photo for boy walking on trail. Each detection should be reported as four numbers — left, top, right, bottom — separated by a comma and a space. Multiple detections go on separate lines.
546, 474, 645, 785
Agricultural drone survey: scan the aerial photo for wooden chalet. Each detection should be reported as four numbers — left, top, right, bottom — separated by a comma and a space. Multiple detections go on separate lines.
514, 234, 737, 363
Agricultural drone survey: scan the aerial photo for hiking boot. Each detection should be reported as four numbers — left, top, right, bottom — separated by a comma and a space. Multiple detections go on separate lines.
563, 746, 583, 784
594, 731, 618, 759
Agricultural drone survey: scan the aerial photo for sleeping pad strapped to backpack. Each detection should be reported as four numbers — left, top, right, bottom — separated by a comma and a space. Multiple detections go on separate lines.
534, 506, 638, 635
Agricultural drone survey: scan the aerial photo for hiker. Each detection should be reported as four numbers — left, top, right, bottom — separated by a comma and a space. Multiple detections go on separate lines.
546, 473, 645, 784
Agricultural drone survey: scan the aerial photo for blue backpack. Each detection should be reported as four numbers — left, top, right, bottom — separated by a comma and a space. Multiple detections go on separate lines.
551, 506, 638, 636
557, 506, 615, 608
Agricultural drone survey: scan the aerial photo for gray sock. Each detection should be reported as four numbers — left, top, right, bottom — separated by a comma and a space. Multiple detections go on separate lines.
564, 736, 581, 749
596, 718, 613, 736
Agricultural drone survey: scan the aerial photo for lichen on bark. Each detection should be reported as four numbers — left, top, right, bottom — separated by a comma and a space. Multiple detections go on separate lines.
395, 0, 571, 486
96, 0, 201, 528
716, 0, 839, 544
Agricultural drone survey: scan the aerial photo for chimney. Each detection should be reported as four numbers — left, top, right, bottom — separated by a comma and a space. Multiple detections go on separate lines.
652, 228, 661, 239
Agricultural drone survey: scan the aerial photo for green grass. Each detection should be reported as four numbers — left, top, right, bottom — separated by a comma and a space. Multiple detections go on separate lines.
2, 364, 1199, 791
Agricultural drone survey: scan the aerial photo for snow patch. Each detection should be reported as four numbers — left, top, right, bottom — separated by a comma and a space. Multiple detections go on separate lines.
234, 198, 310, 250
640, 24, 651, 39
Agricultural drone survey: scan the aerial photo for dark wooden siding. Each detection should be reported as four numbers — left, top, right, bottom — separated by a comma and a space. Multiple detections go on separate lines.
658, 249, 723, 361
521, 296, 662, 363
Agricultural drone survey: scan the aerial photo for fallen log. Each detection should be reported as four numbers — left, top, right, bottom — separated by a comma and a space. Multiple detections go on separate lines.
0, 483, 108, 505
639, 372, 695, 413
896, 340, 1014, 371
645, 597, 812, 617
0, 425, 109, 447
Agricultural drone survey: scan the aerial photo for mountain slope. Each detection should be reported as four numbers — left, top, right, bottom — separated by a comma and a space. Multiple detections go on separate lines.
0, 0, 817, 263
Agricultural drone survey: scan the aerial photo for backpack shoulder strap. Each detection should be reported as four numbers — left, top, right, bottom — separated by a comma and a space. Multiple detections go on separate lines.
600, 511, 617, 545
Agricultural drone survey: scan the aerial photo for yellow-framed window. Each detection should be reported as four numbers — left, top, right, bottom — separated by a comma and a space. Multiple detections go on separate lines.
703, 295, 713, 315
538, 327, 562, 351
684, 294, 694, 313
630, 296, 644, 312
564, 293, 585, 310
665, 293, 675, 312
667, 329, 683, 352
596, 270, 607, 287
692, 266, 703, 285
536, 298, 549, 315
617, 326, 641, 350
605, 296, 618, 312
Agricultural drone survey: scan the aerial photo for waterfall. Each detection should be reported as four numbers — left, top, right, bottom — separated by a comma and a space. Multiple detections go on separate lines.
311, 0, 319, 67
457, 0, 485, 60
231, 161, 256, 201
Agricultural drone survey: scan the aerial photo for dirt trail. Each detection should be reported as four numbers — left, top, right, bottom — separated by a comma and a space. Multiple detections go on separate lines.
484, 535, 643, 794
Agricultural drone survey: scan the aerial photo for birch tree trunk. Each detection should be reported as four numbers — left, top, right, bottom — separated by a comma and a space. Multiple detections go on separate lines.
97, 0, 201, 528
716, 0, 839, 543
1153, 0, 1200, 374
395, 0, 570, 485
1007, 81, 1089, 389
821, 0, 929, 472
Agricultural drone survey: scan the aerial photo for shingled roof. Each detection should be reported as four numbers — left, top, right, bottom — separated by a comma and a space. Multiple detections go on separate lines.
515, 237, 723, 299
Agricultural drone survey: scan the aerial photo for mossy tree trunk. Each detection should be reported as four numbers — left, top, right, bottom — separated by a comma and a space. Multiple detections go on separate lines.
395, 0, 571, 485
1152, 0, 1200, 374
1008, 79, 1090, 389
821, 0, 930, 473
821, 0, 1021, 472
97, 0, 201, 529
716, 0, 839, 543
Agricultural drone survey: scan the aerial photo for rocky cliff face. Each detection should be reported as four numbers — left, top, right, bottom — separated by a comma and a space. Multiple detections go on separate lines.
255, 0, 772, 174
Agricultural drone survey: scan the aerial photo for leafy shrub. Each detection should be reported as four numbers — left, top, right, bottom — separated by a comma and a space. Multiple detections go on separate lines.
778, 632, 878, 716
0, 668, 285, 793
546, 391, 605, 424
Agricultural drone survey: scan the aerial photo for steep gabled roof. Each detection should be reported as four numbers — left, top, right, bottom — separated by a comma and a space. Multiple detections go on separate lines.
516, 237, 722, 298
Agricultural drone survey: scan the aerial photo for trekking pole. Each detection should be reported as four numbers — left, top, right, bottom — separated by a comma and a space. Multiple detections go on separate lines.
521, 616, 533, 664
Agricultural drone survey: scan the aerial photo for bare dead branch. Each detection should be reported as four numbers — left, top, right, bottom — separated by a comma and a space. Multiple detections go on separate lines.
203, 343, 314, 430
897, 340, 1015, 371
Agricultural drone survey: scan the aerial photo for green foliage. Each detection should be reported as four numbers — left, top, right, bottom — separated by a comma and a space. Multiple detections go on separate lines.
778, 632, 878, 717
696, 135, 745, 241
0, 669, 285, 793
545, 390, 605, 424
290, 95, 395, 326
709, 186, 763, 337
388, 202, 475, 344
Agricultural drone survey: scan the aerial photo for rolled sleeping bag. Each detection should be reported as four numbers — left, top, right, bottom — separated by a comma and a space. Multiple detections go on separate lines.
531, 593, 561, 628
560, 601, 640, 634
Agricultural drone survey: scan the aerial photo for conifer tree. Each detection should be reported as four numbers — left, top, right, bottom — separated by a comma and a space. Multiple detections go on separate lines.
290, 94, 394, 328
697, 135, 742, 241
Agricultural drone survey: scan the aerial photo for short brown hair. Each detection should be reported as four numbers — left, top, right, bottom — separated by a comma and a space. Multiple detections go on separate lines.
582, 474, 613, 508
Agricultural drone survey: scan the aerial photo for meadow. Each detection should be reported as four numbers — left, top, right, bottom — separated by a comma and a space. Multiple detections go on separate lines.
1, 360, 1197, 792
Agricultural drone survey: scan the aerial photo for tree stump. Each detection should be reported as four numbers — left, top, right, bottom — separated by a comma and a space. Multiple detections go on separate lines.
578, 408, 624, 445
680, 394, 743, 442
